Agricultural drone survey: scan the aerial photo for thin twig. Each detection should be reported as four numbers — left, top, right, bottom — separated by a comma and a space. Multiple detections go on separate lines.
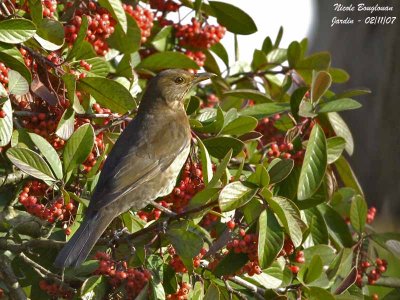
0, 238, 64, 253
0, 170, 29, 187
0, 255, 27, 300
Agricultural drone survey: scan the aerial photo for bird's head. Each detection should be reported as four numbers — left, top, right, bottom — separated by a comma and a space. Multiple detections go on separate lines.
142, 69, 215, 110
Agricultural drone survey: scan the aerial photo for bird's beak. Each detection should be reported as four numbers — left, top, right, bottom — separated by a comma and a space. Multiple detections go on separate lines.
192, 72, 216, 84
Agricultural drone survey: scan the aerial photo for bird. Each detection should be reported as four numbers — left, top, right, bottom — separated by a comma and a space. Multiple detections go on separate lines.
54, 69, 214, 268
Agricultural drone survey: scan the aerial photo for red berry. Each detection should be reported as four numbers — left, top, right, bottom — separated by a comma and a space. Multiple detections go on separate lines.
227, 220, 236, 230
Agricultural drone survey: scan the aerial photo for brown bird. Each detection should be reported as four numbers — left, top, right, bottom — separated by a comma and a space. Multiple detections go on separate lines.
55, 69, 213, 268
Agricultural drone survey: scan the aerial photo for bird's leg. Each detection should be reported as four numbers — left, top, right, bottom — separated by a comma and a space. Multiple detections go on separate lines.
150, 200, 177, 217
108, 227, 129, 247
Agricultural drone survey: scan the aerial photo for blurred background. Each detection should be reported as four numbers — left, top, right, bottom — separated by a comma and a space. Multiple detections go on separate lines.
218, 0, 400, 229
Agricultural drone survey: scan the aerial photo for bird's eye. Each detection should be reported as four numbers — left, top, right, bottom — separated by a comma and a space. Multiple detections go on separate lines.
174, 76, 185, 84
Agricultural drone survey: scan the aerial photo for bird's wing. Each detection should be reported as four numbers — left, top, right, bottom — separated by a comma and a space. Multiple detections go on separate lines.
88, 117, 189, 211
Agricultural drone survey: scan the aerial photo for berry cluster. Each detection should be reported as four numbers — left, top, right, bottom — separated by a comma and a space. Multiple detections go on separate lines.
18, 181, 76, 227
123, 4, 154, 43
356, 257, 388, 287
166, 282, 191, 300
162, 161, 205, 213
64, 2, 115, 56
39, 280, 73, 299
367, 206, 377, 224
175, 18, 226, 49
0, 62, 9, 87
42, 0, 57, 18
184, 50, 206, 68
168, 247, 207, 272
21, 112, 57, 139
201, 93, 219, 108
94, 252, 151, 299
278, 237, 295, 257
19, 48, 36, 70
137, 201, 167, 222
256, 114, 285, 145
150, 0, 180, 12
82, 132, 106, 173
226, 229, 261, 276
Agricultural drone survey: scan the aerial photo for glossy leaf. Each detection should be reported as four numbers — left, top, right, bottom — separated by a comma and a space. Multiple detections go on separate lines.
8, 70, 28, 96
298, 255, 323, 284
268, 159, 294, 184
197, 137, 213, 184
318, 98, 361, 113
208, 1, 257, 35
7, 147, 56, 182
328, 112, 354, 155
0, 99, 13, 147
218, 181, 257, 212
137, 51, 199, 71
66, 15, 89, 60
247, 164, 270, 187
63, 124, 95, 173
208, 149, 232, 188
222, 89, 272, 103
298, 124, 327, 200
212, 251, 248, 276
77, 77, 136, 114
220, 116, 258, 136
80, 275, 107, 299
28, 133, 63, 180
334, 156, 364, 197
203, 136, 244, 159
98, 0, 127, 33
56, 108, 75, 140
240, 102, 290, 119
34, 19, 64, 51
0, 19, 36, 44
350, 195, 367, 233
0, 43, 32, 82
326, 137, 346, 164
287, 41, 301, 67
267, 196, 304, 247
107, 13, 141, 54
304, 208, 329, 245
258, 209, 284, 268
311, 71, 332, 103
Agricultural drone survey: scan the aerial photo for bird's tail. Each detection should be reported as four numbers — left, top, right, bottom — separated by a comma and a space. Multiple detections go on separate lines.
54, 210, 114, 268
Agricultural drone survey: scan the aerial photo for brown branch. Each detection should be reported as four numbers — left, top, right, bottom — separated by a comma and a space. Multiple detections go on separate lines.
0, 238, 65, 253
0, 255, 27, 300
0, 207, 46, 237
13, 110, 122, 119
362, 276, 400, 289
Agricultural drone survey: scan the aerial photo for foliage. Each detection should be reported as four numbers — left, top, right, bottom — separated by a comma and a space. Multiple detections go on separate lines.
0, 0, 398, 300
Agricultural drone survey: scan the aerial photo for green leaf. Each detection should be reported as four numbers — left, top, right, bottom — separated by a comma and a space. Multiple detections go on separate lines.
326, 137, 346, 164
317, 98, 362, 113
203, 136, 244, 159
308, 287, 335, 300
0, 19, 36, 44
137, 51, 199, 71
204, 284, 220, 300
208, 1, 257, 35
81, 57, 110, 77
334, 156, 364, 197
63, 123, 95, 173
208, 149, 232, 188
328, 112, 354, 155
6, 147, 56, 182
267, 196, 304, 247
107, 13, 141, 54
268, 159, 294, 184
56, 107, 75, 140
66, 15, 89, 61
258, 209, 284, 268
195, 107, 225, 134
28, 0, 43, 24
222, 89, 272, 103
318, 204, 353, 248
298, 255, 323, 285
262, 36, 273, 54
267, 48, 287, 65
290, 87, 308, 121
28, 132, 63, 180
8, 70, 29, 95
80, 275, 108, 299
287, 41, 301, 67
197, 137, 213, 184
220, 116, 257, 136
210, 42, 229, 67
34, 19, 64, 51
218, 181, 257, 212
240, 102, 290, 119
247, 164, 270, 187
251, 49, 267, 71
98, 0, 127, 33
329, 68, 350, 83
77, 77, 136, 114
62, 73, 84, 114
166, 225, 203, 272
274, 26, 283, 48
152, 26, 172, 52
191, 281, 204, 300
249, 267, 283, 289
212, 251, 249, 277
311, 71, 332, 103
304, 208, 329, 245
350, 195, 367, 233
204, 49, 221, 75
186, 96, 200, 115
333, 88, 371, 99
297, 124, 327, 200
303, 245, 336, 266
0, 43, 32, 82
0, 99, 13, 147
296, 52, 331, 70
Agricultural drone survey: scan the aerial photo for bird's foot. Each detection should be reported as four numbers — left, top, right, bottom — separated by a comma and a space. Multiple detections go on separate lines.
108, 227, 129, 247
150, 200, 177, 217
